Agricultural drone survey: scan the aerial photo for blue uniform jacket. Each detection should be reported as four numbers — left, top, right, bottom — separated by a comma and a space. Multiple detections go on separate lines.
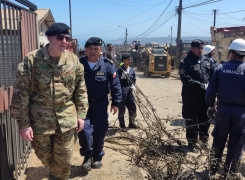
79, 56, 122, 106
179, 51, 216, 97
206, 60, 245, 107
117, 66, 136, 90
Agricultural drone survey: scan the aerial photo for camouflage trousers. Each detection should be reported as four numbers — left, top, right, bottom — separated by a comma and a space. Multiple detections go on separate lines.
31, 128, 77, 180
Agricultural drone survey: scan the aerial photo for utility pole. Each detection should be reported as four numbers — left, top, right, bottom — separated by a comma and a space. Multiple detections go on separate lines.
171, 26, 173, 55
69, 0, 72, 37
125, 28, 128, 45
213, 9, 217, 27
176, 0, 182, 69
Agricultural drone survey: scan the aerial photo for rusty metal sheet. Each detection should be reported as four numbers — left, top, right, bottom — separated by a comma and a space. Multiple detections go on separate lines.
8, 86, 13, 106
0, 86, 4, 113
4, 88, 9, 111
1, 1, 37, 179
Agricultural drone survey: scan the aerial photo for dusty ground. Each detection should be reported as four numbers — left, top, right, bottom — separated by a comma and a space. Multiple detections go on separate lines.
21, 69, 245, 180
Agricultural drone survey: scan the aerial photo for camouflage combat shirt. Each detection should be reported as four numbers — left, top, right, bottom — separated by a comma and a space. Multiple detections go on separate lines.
10, 45, 88, 134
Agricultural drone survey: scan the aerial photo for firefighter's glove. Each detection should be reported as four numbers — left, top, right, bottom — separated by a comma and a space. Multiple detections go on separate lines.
207, 107, 216, 120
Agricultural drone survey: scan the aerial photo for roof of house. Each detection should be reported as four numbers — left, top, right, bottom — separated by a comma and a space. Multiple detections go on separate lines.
1, 8, 55, 30
36, 8, 55, 27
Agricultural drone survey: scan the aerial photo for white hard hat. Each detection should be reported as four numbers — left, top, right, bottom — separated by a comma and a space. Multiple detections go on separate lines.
202, 45, 215, 55
229, 38, 245, 55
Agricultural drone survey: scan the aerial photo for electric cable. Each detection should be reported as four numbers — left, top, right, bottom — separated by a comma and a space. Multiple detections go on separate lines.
74, 0, 172, 36
218, 10, 243, 21
100, 0, 170, 8
183, 0, 223, 9
183, 13, 210, 33
138, 0, 174, 37
139, 11, 176, 38
74, 12, 174, 37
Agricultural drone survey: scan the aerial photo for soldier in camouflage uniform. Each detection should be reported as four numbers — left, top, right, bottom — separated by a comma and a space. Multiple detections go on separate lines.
10, 23, 88, 180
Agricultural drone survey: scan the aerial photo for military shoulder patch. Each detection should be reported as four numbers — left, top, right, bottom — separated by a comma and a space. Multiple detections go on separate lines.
179, 69, 185, 74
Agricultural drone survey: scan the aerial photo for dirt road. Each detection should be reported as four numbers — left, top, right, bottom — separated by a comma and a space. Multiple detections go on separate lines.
21, 70, 245, 180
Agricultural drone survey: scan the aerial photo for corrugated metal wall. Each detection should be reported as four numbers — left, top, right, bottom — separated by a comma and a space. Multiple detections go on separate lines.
0, 0, 37, 179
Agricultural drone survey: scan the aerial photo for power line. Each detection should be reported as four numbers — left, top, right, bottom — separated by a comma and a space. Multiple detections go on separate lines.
219, 10, 245, 14
183, 0, 223, 9
183, 0, 208, 6
74, 0, 170, 36
187, 0, 211, 12
183, 11, 240, 32
140, 11, 176, 37
184, 9, 245, 16
218, 10, 244, 21
184, 13, 210, 33
100, 0, 169, 7
139, 11, 176, 38
183, 12, 213, 25
183, 10, 212, 16
138, 0, 174, 37
74, 13, 171, 37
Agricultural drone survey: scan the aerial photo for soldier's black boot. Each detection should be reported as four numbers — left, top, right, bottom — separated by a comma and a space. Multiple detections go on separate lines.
187, 143, 198, 153
200, 138, 210, 150
119, 117, 126, 129
48, 174, 62, 180
81, 156, 92, 171
92, 160, 103, 169
128, 118, 139, 129
224, 160, 242, 180
209, 158, 220, 176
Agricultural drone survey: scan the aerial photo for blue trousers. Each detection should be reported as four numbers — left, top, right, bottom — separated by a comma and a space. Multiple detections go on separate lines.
212, 104, 245, 165
78, 98, 109, 161
118, 88, 136, 126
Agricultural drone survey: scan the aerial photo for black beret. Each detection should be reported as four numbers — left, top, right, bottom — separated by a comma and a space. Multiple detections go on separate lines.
85, 37, 102, 47
122, 53, 132, 59
45, 23, 70, 36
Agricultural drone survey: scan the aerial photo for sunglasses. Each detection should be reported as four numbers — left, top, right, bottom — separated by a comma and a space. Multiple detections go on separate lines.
56, 34, 71, 42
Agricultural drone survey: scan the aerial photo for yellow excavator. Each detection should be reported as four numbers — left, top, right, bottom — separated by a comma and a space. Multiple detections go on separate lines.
142, 43, 172, 77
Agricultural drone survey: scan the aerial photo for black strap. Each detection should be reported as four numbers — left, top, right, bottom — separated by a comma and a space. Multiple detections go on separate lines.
219, 101, 245, 107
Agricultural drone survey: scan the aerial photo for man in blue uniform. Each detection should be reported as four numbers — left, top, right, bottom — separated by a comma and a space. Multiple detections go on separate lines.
78, 37, 122, 171
117, 53, 138, 128
206, 38, 245, 178
179, 39, 216, 153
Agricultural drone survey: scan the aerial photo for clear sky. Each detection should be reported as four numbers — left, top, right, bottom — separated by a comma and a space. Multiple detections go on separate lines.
15, 0, 245, 44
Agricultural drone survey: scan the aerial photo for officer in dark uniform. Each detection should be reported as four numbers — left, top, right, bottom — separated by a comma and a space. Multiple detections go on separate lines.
78, 37, 122, 171
117, 53, 137, 128
206, 38, 245, 178
179, 39, 216, 153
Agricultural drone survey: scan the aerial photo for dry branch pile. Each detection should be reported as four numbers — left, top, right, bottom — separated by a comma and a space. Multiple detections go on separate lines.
105, 85, 242, 180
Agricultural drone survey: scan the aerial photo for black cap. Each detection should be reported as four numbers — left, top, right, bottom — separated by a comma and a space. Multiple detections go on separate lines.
45, 23, 70, 36
85, 37, 102, 47
122, 53, 132, 59
191, 39, 204, 48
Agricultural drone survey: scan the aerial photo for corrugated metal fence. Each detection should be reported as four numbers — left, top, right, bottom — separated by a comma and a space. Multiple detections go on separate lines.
0, 0, 37, 179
